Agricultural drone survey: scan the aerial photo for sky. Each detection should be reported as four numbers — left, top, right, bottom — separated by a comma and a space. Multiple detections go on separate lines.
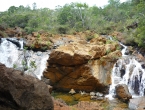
0, 0, 127, 12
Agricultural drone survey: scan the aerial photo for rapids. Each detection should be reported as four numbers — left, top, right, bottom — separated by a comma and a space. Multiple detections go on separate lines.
107, 42, 145, 99
0, 38, 49, 79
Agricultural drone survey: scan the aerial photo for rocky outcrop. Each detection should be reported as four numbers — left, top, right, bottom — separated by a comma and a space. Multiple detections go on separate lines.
115, 84, 132, 102
44, 36, 122, 93
0, 27, 25, 38
0, 63, 53, 110
24, 32, 53, 51
129, 97, 145, 110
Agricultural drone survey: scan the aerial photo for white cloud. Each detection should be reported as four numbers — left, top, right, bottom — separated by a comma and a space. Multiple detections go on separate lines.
0, 0, 127, 12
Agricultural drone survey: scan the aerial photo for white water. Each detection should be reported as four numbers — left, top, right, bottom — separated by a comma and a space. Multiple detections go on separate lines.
106, 43, 145, 99
0, 38, 49, 80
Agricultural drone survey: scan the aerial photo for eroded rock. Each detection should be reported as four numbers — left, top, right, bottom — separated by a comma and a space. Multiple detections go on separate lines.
44, 36, 122, 93
115, 84, 132, 102
0, 63, 53, 110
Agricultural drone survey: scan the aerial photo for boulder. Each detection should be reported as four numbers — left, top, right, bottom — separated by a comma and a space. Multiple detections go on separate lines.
44, 61, 111, 92
44, 35, 121, 93
48, 43, 92, 66
129, 97, 145, 110
115, 84, 132, 102
24, 32, 53, 51
44, 47, 121, 93
0, 63, 53, 110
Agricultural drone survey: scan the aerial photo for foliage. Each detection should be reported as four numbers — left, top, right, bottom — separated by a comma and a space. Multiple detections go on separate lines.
0, 1, 145, 48
13, 64, 17, 68
30, 61, 36, 68
134, 0, 145, 47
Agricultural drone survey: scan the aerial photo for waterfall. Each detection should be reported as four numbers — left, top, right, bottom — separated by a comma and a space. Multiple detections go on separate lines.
106, 42, 145, 99
0, 38, 49, 80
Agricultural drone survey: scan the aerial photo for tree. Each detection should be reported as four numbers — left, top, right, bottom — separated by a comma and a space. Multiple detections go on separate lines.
134, 0, 145, 47
8, 6, 18, 14
32, 2, 37, 10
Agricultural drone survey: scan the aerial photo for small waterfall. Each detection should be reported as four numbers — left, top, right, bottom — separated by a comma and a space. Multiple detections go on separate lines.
107, 43, 145, 99
0, 38, 49, 80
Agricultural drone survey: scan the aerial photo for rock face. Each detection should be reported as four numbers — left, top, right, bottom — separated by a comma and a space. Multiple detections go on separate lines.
115, 84, 132, 102
44, 36, 122, 93
0, 63, 53, 110
129, 97, 145, 110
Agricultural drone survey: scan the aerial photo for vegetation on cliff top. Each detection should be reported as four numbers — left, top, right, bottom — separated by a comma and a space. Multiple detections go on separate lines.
0, 0, 145, 47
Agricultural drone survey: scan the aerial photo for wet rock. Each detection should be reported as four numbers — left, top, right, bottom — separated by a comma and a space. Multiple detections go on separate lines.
133, 75, 140, 95
129, 97, 145, 110
120, 65, 126, 78
139, 70, 143, 82
115, 60, 121, 67
115, 84, 132, 102
141, 63, 145, 69
124, 57, 130, 64
125, 46, 134, 55
7, 38, 21, 49
0, 63, 53, 110
0, 37, 2, 44
129, 64, 136, 76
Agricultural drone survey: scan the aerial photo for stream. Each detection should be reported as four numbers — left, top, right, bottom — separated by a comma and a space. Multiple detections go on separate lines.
107, 42, 145, 99
0, 37, 145, 109
0, 38, 144, 94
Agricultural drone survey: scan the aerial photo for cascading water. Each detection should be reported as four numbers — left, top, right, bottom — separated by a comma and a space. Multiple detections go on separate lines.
0, 38, 49, 79
107, 42, 145, 99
